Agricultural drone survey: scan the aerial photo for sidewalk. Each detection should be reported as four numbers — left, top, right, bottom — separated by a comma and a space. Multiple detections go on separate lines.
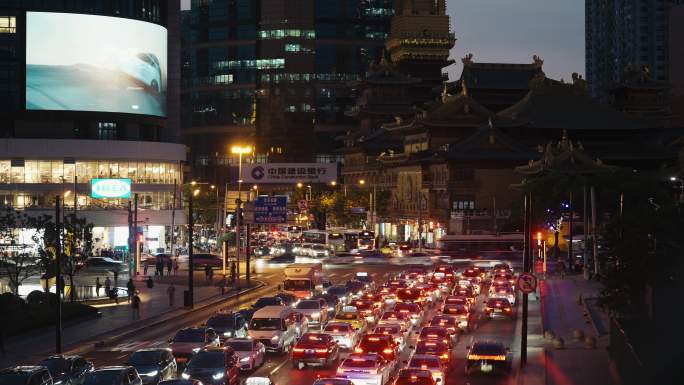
517, 261, 615, 385
1, 274, 254, 368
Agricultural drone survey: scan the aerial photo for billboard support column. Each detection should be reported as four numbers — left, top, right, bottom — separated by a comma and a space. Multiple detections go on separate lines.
134, 193, 139, 275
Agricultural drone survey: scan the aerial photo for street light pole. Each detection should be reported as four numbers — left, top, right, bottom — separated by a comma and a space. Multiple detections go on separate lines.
187, 189, 196, 308
55, 195, 62, 354
231, 145, 252, 290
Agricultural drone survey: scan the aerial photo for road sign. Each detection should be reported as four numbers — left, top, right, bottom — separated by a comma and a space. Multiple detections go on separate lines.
517, 273, 538, 294
254, 196, 288, 224
297, 199, 308, 211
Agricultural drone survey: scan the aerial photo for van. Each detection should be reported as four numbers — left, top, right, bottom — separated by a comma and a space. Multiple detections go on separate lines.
247, 306, 298, 353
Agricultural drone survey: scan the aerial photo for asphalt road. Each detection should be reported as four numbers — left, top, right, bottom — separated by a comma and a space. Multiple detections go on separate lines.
78, 257, 522, 385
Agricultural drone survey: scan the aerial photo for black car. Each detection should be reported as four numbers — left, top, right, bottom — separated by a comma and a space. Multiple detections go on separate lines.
465, 341, 511, 376
345, 280, 365, 295
181, 347, 239, 385
83, 367, 142, 385
274, 292, 297, 307
251, 297, 283, 310
126, 349, 176, 385
327, 285, 350, 304
206, 312, 248, 340
268, 253, 295, 264
237, 308, 255, 323
0, 366, 52, 385
312, 293, 340, 317
38, 355, 93, 385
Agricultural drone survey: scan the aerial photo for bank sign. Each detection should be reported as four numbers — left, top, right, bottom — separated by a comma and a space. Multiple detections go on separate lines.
91, 178, 132, 199
242, 163, 338, 184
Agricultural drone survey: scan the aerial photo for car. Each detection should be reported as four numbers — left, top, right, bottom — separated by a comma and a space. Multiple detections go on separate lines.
310, 244, 331, 258
119, 52, 162, 93
181, 347, 239, 385
360, 292, 384, 307
159, 381, 201, 385
333, 306, 366, 331
484, 298, 515, 319
458, 278, 480, 295
406, 355, 446, 384
417, 327, 452, 347
254, 246, 271, 257
492, 272, 516, 288
237, 308, 255, 323
385, 279, 408, 290
461, 267, 484, 283
433, 265, 456, 282
323, 322, 360, 349
291, 311, 310, 338
443, 295, 470, 311
169, 327, 221, 364
268, 253, 295, 264
355, 272, 375, 290
295, 299, 327, 329
327, 285, 351, 305
80, 257, 127, 274
312, 379, 354, 385
396, 288, 424, 305
401, 267, 428, 283
0, 367, 52, 385
206, 313, 248, 341
393, 302, 423, 326
439, 305, 471, 330
273, 292, 298, 307
414, 340, 451, 364
377, 311, 409, 331
247, 306, 299, 353
224, 338, 265, 371
336, 354, 393, 385
125, 349, 176, 385
38, 355, 94, 385
489, 287, 516, 306
191, 254, 222, 269
398, 243, 412, 254
299, 243, 314, 256
291, 333, 340, 369
465, 340, 511, 376
252, 297, 284, 311
83, 367, 141, 385
351, 299, 382, 324
354, 334, 398, 362
312, 293, 342, 317
345, 280, 366, 297
429, 315, 461, 335
142, 253, 173, 265
376, 286, 398, 306
372, 324, 405, 349
452, 286, 476, 304
392, 368, 437, 385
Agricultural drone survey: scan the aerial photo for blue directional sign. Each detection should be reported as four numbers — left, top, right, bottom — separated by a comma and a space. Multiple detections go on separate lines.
254, 196, 288, 224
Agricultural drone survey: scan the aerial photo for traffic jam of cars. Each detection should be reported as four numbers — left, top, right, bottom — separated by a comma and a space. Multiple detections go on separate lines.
2, 262, 520, 385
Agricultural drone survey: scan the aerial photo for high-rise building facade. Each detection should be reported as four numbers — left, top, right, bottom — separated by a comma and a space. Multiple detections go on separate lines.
182, 0, 394, 183
585, 0, 680, 100
0, 0, 185, 253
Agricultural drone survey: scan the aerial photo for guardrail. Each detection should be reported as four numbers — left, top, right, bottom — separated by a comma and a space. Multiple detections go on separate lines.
609, 317, 644, 385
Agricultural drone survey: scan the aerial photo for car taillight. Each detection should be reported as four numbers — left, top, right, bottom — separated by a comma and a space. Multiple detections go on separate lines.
505, 307, 511, 312
383, 348, 393, 354
293, 348, 304, 353
355, 347, 363, 353
315, 348, 328, 353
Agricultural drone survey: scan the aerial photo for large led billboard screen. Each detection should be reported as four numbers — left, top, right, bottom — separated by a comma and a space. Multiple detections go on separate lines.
26, 12, 167, 117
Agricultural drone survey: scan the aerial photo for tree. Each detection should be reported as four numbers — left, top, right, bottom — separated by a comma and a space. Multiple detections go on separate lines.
61, 213, 94, 302
0, 209, 42, 295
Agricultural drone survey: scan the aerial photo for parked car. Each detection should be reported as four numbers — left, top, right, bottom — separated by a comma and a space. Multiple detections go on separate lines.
38, 355, 94, 385
0, 366, 52, 385
126, 349, 176, 385
191, 254, 222, 269
83, 367, 141, 385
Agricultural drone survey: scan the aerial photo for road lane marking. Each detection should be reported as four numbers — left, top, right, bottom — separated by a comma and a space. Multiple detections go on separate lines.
269, 358, 289, 375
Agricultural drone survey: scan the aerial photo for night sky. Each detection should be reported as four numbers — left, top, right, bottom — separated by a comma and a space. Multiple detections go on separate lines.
180, 0, 585, 81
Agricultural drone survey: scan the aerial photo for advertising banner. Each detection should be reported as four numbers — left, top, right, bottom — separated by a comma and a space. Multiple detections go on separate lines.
242, 163, 338, 184
254, 196, 288, 224
26, 12, 167, 116
91, 178, 132, 199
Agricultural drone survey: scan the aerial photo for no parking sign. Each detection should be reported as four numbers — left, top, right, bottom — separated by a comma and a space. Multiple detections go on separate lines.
517, 272, 538, 294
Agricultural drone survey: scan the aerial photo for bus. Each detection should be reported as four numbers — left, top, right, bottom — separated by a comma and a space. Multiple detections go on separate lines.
436, 233, 524, 259
302, 229, 327, 244
344, 230, 375, 251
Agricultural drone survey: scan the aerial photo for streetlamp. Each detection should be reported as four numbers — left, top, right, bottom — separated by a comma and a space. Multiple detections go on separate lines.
187, 187, 200, 308
230, 145, 252, 289
358, 179, 376, 232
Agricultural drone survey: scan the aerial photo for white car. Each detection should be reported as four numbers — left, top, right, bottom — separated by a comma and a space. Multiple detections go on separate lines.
225, 338, 265, 371
323, 322, 360, 349
336, 354, 393, 385
372, 324, 405, 350
490, 288, 516, 306
295, 299, 327, 329
311, 244, 331, 258
119, 52, 162, 93
407, 354, 447, 384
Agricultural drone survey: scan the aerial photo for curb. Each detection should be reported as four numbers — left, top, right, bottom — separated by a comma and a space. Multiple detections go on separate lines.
65, 280, 266, 354
579, 296, 602, 337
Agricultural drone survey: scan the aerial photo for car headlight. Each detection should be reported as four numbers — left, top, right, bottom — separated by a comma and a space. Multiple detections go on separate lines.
328, 306, 335, 312
181, 373, 190, 380
223, 331, 232, 337
212, 372, 224, 380
271, 335, 280, 341
240, 356, 251, 363
54, 381, 63, 385
192, 347, 201, 353
143, 371, 159, 377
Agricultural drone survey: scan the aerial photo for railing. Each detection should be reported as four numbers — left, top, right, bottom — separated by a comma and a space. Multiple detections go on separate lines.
609, 317, 644, 385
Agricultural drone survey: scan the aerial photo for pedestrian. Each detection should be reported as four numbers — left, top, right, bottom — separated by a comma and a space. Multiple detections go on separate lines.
113, 270, 119, 284
167, 258, 172, 276
110, 286, 119, 304
95, 277, 102, 297
208, 266, 214, 281
167, 283, 176, 307
126, 278, 135, 303
143, 259, 149, 275
158, 259, 165, 276
131, 292, 141, 320
146, 276, 154, 289
230, 262, 237, 285
205, 265, 211, 282
104, 276, 112, 297
172, 258, 179, 276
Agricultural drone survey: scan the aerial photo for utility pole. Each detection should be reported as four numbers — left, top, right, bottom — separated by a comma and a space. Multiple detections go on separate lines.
170, 179, 177, 255
134, 193, 139, 275
568, 191, 573, 271
187, 190, 195, 308
520, 192, 531, 367
55, 195, 62, 354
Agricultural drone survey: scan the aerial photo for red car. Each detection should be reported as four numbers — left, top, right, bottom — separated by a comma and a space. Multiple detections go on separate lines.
418, 327, 452, 347
415, 340, 451, 364
394, 302, 423, 326
291, 333, 340, 369
429, 315, 460, 335
397, 288, 424, 304
355, 334, 398, 361
393, 369, 437, 385
444, 295, 470, 310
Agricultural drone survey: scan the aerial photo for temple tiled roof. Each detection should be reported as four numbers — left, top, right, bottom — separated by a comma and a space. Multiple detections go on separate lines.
457, 54, 545, 90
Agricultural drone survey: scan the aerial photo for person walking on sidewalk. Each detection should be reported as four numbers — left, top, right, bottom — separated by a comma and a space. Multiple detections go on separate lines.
172, 258, 179, 276
166, 258, 172, 276
131, 292, 141, 320
104, 276, 112, 297
204, 265, 211, 282
95, 277, 102, 297
126, 278, 136, 303
146, 276, 154, 289
143, 259, 149, 275
167, 283, 176, 307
